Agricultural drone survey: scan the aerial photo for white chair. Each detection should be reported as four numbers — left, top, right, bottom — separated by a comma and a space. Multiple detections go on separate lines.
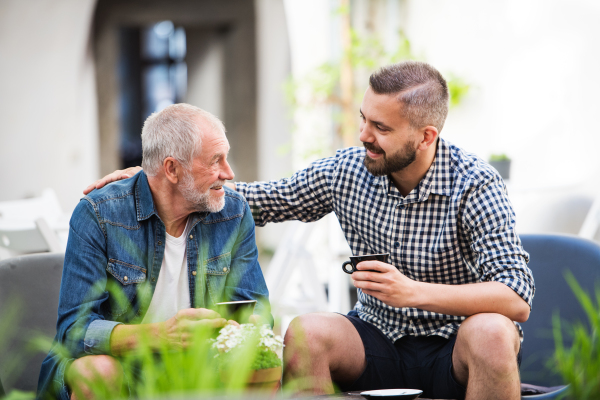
0, 189, 67, 255
264, 215, 353, 336
0, 253, 64, 393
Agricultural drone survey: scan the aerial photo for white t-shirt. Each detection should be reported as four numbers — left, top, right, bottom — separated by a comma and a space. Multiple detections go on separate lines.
142, 219, 193, 323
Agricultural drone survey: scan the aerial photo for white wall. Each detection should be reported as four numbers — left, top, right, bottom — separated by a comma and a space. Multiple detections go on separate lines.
0, 0, 99, 212
287, 0, 600, 235
402, 0, 600, 233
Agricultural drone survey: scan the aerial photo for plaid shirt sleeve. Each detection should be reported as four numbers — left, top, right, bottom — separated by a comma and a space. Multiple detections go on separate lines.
235, 156, 336, 227
462, 175, 535, 308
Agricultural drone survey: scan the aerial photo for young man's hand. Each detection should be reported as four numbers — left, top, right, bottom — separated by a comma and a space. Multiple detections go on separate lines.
83, 166, 142, 195
351, 261, 418, 309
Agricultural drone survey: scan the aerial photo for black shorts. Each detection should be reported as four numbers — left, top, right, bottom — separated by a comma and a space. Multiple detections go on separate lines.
340, 311, 520, 399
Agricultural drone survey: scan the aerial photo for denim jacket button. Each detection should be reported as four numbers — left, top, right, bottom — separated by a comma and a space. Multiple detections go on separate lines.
158, 241, 163, 246
192, 271, 197, 276
123, 276, 128, 282
189, 235, 194, 239
223, 267, 228, 272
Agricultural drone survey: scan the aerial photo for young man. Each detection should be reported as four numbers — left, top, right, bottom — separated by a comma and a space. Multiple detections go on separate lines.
41, 104, 271, 400
86, 61, 534, 400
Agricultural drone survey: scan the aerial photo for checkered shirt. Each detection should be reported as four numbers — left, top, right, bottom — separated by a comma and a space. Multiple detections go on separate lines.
236, 138, 534, 341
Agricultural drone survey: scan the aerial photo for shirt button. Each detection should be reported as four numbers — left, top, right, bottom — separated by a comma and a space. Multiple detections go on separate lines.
398, 204, 405, 210
123, 276, 128, 282
394, 242, 400, 248
189, 235, 194, 239
158, 241, 163, 246
223, 267, 228, 272
152, 277, 156, 282
192, 271, 197, 276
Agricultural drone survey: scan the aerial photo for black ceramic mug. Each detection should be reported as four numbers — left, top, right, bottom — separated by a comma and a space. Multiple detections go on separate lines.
342, 253, 390, 274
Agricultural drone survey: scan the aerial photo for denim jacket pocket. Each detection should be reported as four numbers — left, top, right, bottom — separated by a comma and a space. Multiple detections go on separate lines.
106, 259, 147, 317
107, 259, 147, 284
205, 252, 232, 305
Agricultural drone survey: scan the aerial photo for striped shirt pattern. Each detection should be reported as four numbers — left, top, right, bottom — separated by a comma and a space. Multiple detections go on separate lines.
236, 138, 534, 341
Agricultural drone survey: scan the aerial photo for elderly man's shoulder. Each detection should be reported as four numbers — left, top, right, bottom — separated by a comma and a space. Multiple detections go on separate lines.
82, 174, 138, 206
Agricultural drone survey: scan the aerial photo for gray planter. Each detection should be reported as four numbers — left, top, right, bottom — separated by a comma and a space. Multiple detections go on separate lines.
489, 160, 511, 180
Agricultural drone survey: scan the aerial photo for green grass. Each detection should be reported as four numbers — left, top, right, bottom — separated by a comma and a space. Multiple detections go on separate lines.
553, 272, 600, 399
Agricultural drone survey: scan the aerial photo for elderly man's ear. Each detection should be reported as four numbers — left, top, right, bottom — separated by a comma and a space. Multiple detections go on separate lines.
163, 157, 183, 184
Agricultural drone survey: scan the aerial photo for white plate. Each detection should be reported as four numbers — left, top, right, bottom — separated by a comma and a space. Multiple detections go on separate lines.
360, 389, 423, 399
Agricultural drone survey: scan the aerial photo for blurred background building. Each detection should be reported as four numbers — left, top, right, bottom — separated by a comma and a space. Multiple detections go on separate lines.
2, 0, 600, 322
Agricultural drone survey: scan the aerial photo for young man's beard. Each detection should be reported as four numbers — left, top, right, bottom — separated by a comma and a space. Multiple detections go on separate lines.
363, 141, 417, 176
179, 171, 225, 213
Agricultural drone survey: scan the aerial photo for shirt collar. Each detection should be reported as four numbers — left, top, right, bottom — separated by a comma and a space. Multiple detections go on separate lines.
370, 137, 453, 202
421, 137, 453, 199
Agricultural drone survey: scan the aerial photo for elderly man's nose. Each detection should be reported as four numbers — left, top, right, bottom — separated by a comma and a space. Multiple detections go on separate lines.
222, 162, 235, 181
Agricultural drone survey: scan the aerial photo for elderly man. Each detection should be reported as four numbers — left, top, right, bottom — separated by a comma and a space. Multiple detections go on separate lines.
87, 61, 534, 400
39, 104, 271, 400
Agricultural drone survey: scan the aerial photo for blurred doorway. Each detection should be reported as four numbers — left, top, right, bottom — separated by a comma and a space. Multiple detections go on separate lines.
94, 0, 257, 181
118, 21, 188, 168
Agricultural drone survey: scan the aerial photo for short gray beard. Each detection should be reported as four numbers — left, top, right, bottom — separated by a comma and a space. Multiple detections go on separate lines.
179, 171, 225, 213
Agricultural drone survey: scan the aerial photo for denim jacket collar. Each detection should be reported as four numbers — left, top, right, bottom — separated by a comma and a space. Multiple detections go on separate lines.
135, 172, 158, 222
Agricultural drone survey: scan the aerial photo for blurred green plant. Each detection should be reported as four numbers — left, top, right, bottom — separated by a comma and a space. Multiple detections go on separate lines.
33, 256, 278, 400
213, 324, 283, 371
284, 3, 470, 162
553, 272, 600, 400
489, 153, 511, 162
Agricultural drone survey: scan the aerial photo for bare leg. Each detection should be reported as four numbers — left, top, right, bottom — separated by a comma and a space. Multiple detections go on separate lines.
452, 313, 521, 400
283, 312, 366, 395
66, 355, 124, 400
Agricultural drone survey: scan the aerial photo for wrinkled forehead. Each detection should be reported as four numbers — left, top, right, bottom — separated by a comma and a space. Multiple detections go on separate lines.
196, 120, 229, 157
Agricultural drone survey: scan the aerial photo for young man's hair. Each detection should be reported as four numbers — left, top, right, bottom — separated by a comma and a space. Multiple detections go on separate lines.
141, 103, 225, 176
369, 61, 449, 132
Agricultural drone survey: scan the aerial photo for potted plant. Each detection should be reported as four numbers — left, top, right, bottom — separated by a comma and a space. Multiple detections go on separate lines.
212, 324, 284, 392
489, 153, 511, 180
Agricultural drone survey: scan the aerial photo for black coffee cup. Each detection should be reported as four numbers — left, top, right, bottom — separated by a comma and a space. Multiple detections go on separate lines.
342, 253, 390, 274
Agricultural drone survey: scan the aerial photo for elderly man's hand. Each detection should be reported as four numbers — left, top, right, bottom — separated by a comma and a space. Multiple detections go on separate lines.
83, 166, 142, 195
162, 308, 227, 350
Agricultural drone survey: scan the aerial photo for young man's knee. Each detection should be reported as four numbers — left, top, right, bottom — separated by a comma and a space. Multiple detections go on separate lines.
285, 313, 336, 350
458, 313, 520, 364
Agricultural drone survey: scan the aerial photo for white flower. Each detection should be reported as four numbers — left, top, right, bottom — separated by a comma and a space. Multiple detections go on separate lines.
211, 324, 284, 356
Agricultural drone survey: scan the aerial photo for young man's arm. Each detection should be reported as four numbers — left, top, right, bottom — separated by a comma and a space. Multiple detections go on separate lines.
353, 175, 534, 322
85, 155, 338, 228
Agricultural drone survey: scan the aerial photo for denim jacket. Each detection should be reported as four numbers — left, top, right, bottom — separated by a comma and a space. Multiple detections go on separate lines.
38, 172, 271, 399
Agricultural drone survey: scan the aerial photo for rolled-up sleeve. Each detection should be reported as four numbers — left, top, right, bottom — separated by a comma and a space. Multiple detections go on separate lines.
463, 176, 535, 308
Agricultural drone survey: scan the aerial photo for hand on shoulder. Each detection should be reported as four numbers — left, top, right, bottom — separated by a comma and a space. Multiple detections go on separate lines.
83, 166, 143, 195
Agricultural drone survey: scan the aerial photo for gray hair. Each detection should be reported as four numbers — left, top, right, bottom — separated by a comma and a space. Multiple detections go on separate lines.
141, 103, 225, 176
369, 61, 449, 132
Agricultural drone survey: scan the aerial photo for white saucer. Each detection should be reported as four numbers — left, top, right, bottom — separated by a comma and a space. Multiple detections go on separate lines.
360, 389, 423, 399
